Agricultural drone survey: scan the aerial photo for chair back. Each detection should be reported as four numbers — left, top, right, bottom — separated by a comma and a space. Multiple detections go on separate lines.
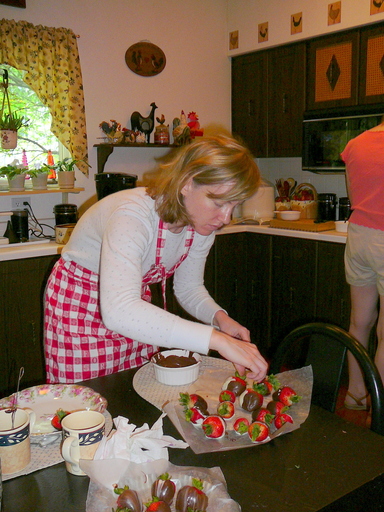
269, 322, 384, 435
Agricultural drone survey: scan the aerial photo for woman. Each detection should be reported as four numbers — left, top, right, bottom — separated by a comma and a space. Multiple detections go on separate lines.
341, 118, 384, 411
44, 135, 268, 384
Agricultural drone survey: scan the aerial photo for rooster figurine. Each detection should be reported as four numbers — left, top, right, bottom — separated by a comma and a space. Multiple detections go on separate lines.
130, 102, 158, 143
173, 111, 191, 146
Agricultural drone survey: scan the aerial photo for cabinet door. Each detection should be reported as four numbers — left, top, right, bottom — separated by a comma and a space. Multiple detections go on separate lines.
214, 233, 248, 328
307, 30, 359, 110
268, 43, 306, 157
246, 233, 272, 357
316, 241, 350, 329
359, 23, 384, 105
270, 237, 317, 353
232, 52, 268, 157
0, 255, 59, 396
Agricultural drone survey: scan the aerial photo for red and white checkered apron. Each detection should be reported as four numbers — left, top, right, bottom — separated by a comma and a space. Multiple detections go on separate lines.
44, 220, 195, 383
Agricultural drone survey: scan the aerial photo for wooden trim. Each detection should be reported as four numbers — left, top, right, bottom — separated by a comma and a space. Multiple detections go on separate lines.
0, 0, 26, 7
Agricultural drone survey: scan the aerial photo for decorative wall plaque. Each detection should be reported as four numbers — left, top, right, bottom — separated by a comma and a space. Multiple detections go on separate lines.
125, 42, 166, 77
291, 12, 303, 34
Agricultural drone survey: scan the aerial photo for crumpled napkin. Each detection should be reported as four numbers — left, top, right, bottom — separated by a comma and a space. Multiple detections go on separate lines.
93, 412, 188, 463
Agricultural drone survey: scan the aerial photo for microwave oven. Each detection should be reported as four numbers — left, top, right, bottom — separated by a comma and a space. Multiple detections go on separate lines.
302, 109, 384, 174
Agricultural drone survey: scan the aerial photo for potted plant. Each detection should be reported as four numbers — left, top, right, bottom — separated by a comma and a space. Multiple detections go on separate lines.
28, 166, 50, 190
0, 163, 28, 191
55, 157, 85, 189
0, 70, 29, 149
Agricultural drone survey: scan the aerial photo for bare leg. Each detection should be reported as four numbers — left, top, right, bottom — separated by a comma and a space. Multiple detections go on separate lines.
374, 295, 384, 385
346, 284, 379, 407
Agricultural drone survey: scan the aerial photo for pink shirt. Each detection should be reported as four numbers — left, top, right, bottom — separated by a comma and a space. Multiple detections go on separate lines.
341, 130, 384, 231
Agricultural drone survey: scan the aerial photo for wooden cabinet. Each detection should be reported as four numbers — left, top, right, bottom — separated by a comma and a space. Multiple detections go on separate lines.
232, 42, 305, 158
359, 23, 384, 105
0, 255, 59, 397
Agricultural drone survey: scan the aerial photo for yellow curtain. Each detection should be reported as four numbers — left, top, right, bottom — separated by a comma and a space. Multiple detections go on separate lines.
0, 19, 89, 176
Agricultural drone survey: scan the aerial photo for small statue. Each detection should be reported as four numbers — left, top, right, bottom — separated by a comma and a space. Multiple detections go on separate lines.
130, 102, 158, 143
154, 114, 170, 144
172, 111, 191, 146
187, 112, 204, 138
99, 120, 124, 143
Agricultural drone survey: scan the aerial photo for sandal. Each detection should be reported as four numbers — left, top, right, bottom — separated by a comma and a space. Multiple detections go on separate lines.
344, 391, 370, 411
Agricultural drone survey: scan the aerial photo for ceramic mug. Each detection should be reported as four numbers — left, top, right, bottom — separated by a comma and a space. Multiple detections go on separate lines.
61, 410, 105, 476
55, 223, 76, 244
0, 407, 36, 475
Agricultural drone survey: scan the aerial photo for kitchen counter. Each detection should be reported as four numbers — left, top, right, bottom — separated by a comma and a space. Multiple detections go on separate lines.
0, 223, 347, 261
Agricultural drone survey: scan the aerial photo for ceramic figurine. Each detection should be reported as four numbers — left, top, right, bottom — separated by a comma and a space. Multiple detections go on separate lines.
99, 120, 124, 143
187, 112, 204, 138
130, 102, 158, 143
172, 110, 191, 146
154, 114, 170, 144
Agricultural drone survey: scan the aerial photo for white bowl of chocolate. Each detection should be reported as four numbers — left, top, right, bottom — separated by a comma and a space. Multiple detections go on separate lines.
151, 349, 202, 386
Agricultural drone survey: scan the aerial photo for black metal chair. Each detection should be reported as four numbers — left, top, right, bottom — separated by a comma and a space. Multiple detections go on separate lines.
269, 322, 384, 436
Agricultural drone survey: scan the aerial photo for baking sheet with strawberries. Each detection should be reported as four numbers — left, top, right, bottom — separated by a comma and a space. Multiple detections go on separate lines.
163, 366, 312, 454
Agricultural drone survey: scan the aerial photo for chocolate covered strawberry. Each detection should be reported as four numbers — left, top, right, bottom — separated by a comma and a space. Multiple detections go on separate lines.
274, 413, 293, 430
233, 417, 250, 435
239, 388, 263, 412
179, 392, 209, 414
202, 415, 226, 439
253, 374, 280, 396
184, 406, 206, 426
145, 497, 171, 512
219, 389, 236, 403
217, 400, 235, 420
251, 407, 274, 426
273, 386, 301, 406
152, 473, 176, 505
113, 484, 142, 512
176, 478, 208, 512
248, 421, 269, 443
222, 372, 247, 397
266, 400, 288, 416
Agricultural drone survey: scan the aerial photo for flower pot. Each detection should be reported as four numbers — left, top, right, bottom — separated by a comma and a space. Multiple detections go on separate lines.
57, 170, 75, 189
1, 129, 18, 149
7, 173, 26, 192
31, 173, 48, 190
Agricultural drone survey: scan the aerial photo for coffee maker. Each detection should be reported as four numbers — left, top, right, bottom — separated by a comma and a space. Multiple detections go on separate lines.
1, 210, 29, 243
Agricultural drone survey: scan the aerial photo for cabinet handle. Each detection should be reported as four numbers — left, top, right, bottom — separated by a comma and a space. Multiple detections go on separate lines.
248, 99, 255, 116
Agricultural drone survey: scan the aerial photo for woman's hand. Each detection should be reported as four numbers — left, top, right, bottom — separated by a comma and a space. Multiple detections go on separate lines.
210, 311, 268, 381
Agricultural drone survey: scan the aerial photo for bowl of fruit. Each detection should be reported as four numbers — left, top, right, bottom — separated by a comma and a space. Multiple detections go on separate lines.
290, 183, 318, 219
151, 349, 202, 386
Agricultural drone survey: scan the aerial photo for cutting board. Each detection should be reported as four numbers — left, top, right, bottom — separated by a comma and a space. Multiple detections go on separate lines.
270, 219, 335, 232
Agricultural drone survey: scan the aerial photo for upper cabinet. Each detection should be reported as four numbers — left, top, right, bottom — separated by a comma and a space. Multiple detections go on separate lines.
359, 23, 384, 105
232, 42, 305, 158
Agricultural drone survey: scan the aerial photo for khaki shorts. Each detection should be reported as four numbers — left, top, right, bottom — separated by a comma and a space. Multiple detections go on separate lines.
345, 223, 384, 294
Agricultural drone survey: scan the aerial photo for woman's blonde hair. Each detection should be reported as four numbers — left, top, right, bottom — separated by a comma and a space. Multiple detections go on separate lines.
147, 134, 261, 224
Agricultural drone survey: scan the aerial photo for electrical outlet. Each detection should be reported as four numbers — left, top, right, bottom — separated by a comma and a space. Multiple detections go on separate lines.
12, 197, 30, 210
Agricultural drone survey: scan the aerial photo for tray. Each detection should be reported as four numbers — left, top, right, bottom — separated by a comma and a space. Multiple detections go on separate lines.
270, 219, 335, 232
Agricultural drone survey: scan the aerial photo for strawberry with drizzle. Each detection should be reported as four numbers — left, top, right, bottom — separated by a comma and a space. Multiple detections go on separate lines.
179, 392, 209, 415
221, 371, 247, 397
176, 478, 208, 512
273, 386, 302, 406
239, 388, 263, 412
252, 407, 274, 426
113, 484, 141, 512
152, 473, 176, 505
253, 374, 280, 396
145, 497, 171, 512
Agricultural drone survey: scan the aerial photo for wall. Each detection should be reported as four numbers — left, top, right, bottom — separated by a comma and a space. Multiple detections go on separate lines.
0, 0, 230, 233
227, 0, 384, 201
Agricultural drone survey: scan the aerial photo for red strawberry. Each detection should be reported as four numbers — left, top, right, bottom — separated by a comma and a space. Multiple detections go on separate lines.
145, 497, 171, 512
274, 413, 293, 430
239, 388, 263, 412
251, 407, 274, 426
184, 406, 206, 425
51, 408, 70, 430
113, 484, 142, 512
254, 374, 281, 395
179, 392, 208, 414
202, 415, 226, 439
248, 421, 269, 443
266, 400, 288, 416
222, 372, 247, 397
217, 400, 235, 420
219, 389, 236, 403
233, 417, 250, 435
273, 386, 302, 406
175, 478, 208, 512
152, 473, 176, 505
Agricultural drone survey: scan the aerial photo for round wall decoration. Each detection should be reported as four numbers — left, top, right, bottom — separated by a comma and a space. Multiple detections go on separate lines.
125, 42, 166, 77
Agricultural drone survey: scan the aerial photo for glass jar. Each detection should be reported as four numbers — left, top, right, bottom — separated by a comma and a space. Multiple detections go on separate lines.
317, 193, 337, 221
338, 197, 351, 221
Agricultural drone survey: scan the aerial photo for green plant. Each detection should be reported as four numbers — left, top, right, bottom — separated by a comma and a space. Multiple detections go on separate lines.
28, 166, 50, 178
55, 157, 85, 172
0, 163, 28, 180
0, 70, 30, 131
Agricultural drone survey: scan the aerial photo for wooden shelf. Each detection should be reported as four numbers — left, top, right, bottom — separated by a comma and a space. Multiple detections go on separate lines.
0, 187, 84, 203
93, 142, 175, 173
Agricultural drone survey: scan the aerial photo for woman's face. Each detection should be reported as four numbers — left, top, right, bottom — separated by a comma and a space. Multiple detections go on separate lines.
181, 180, 240, 236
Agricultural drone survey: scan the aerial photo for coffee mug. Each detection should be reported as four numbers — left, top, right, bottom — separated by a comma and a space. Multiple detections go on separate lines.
0, 407, 36, 475
55, 223, 75, 244
61, 410, 105, 476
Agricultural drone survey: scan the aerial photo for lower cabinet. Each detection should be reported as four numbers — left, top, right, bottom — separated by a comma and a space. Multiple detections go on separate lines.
0, 255, 59, 397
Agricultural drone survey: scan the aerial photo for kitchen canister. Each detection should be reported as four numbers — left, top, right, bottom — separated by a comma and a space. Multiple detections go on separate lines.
338, 197, 351, 221
53, 204, 78, 226
317, 193, 337, 222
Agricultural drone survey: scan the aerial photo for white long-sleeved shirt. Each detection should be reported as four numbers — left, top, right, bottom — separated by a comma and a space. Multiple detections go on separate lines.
61, 187, 222, 354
